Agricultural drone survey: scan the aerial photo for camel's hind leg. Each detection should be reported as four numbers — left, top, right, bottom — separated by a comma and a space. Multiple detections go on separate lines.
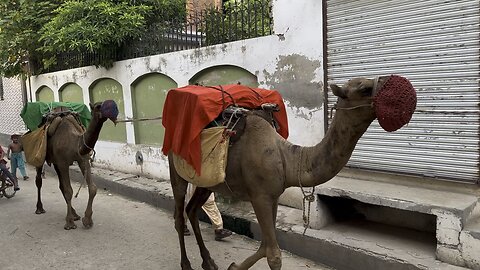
35, 166, 46, 214
187, 187, 218, 270
228, 197, 281, 270
54, 164, 77, 230
169, 159, 194, 270
78, 158, 96, 228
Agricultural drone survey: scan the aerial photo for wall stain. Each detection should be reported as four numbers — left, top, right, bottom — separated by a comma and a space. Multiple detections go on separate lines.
50, 75, 59, 88
190, 46, 218, 63
221, 44, 228, 53
263, 54, 322, 109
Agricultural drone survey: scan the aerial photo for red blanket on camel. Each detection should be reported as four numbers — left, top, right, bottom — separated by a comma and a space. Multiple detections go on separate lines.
161, 84, 289, 175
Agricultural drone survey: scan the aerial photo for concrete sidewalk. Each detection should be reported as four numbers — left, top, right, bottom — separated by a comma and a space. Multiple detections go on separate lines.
25, 163, 468, 270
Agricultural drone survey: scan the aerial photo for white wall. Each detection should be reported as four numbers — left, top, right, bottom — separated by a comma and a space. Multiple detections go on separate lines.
27, 0, 325, 206
0, 77, 27, 136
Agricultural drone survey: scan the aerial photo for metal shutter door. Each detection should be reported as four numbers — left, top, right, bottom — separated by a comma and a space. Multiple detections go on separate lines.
325, 0, 480, 183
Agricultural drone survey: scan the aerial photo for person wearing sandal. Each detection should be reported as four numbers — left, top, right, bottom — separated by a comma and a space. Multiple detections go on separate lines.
184, 184, 232, 241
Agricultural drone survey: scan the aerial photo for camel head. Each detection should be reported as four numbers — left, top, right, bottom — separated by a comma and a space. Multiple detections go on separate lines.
330, 77, 381, 121
89, 100, 119, 123
331, 76, 417, 132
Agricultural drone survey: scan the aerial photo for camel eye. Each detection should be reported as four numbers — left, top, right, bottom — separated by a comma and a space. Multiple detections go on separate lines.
360, 86, 373, 97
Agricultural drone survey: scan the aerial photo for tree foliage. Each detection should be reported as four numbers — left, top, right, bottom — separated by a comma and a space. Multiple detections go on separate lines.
0, 0, 61, 77
0, 0, 186, 77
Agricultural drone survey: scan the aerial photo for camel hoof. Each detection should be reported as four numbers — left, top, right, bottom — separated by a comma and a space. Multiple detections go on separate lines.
82, 217, 93, 228
227, 263, 239, 270
35, 209, 46, 214
64, 223, 77, 230
73, 214, 81, 221
202, 258, 218, 270
181, 262, 193, 270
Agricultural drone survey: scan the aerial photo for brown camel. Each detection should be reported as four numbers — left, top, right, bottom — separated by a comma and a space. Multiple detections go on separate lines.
34, 101, 117, 230
168, 77, 394, 270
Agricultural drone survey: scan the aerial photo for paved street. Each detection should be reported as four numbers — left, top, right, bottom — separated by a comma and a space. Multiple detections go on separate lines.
0, 165, 331, 270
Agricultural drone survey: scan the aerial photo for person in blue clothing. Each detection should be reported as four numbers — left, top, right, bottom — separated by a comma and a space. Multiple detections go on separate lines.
7, 134, 29, 180
0, 146, 19, 191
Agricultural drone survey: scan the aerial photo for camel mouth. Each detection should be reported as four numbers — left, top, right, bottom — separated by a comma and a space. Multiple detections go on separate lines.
100, 100, 119, 123
373, 75, 417, 132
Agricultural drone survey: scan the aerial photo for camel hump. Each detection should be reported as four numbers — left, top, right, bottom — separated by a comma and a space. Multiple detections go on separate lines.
47, 117, 62, 136
45, 109, 86, 136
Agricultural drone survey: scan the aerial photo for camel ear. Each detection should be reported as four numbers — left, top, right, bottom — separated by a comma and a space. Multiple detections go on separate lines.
331, 84, 347, 99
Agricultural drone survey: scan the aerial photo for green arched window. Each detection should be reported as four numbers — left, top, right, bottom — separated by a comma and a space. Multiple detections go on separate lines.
189, 65, 258, 87
60, 83, 84, 103
132, 73, 177, 145
89, 78, 126, 142
36, 86, 54, 102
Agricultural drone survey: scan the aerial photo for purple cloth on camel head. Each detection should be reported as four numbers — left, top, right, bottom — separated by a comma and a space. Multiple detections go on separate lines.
101, 100, 119, 121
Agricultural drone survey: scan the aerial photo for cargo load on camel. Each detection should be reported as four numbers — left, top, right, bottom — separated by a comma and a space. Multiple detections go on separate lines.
162, 84, 289, 187
19, 102, 91, 167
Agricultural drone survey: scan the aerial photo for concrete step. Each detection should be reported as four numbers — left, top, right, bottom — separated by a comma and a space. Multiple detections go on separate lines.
461, 216, 480, 269
315, 175, 479, 268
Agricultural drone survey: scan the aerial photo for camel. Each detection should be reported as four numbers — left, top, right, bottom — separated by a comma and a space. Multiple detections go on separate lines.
34, 101, 118, 230
168, 76, 395, 270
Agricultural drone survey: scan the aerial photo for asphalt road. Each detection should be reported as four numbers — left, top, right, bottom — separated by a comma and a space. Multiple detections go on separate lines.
0, 165, 331, 270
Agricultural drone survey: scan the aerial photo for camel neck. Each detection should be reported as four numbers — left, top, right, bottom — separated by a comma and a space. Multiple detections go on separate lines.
79, 116, 105, 155
286, 108, 375, 188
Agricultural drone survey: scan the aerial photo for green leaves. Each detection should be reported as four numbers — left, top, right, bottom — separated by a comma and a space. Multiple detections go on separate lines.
0, 0, 60, 77
39, 0, 151, 53
0, 0, 185, 77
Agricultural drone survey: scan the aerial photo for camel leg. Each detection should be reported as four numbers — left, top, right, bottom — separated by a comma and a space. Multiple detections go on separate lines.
78, 158, 96, 228
35, 166, 46, 214
229, 197, 281, 270
54, 164, 77, 230
169, 163, 194, 270
186, 187, 218, 270
56, 167, 81, 221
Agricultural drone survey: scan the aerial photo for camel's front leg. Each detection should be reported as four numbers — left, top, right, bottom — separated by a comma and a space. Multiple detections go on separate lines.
79, 159, 96, 228
229, 196, 281, 270
169, 160, 194, 270
54, 164, 77, 230
35, 166, 46, 214
186, 187, 218, 270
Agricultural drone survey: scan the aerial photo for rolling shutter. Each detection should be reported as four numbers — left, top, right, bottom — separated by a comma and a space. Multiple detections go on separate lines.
325, 0, 480, 183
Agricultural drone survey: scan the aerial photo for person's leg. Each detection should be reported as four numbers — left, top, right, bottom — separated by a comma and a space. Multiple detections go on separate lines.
0, 163, 19, 190
15, 153, 28, 179
10, 153, 18, 178
202, 193, 223, 230
183, 184, 195, 235
202, 193, 232, 240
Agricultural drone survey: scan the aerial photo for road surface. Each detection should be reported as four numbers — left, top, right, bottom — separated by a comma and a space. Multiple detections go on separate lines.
0, 165, 331, 270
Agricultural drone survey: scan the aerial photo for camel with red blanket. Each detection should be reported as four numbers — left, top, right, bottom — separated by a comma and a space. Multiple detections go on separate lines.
164, 79, 416, 270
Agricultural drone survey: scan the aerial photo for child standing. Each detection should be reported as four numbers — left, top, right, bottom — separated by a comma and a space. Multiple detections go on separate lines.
7, 134, 29, 180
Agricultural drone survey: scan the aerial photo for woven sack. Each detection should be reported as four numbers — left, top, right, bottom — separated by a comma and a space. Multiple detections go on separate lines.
374, 75, 417, 132
173, 127, 229, 187
21, 125, 48, 168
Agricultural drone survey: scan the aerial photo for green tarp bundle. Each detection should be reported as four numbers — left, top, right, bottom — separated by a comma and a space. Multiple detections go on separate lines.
20, 102, 91, 131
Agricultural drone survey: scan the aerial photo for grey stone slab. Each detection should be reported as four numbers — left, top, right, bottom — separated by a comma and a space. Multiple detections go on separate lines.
316, 176, 478, 219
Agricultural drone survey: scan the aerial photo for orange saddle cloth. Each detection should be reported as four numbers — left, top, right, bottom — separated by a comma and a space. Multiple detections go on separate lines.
161, 84, 289, 175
